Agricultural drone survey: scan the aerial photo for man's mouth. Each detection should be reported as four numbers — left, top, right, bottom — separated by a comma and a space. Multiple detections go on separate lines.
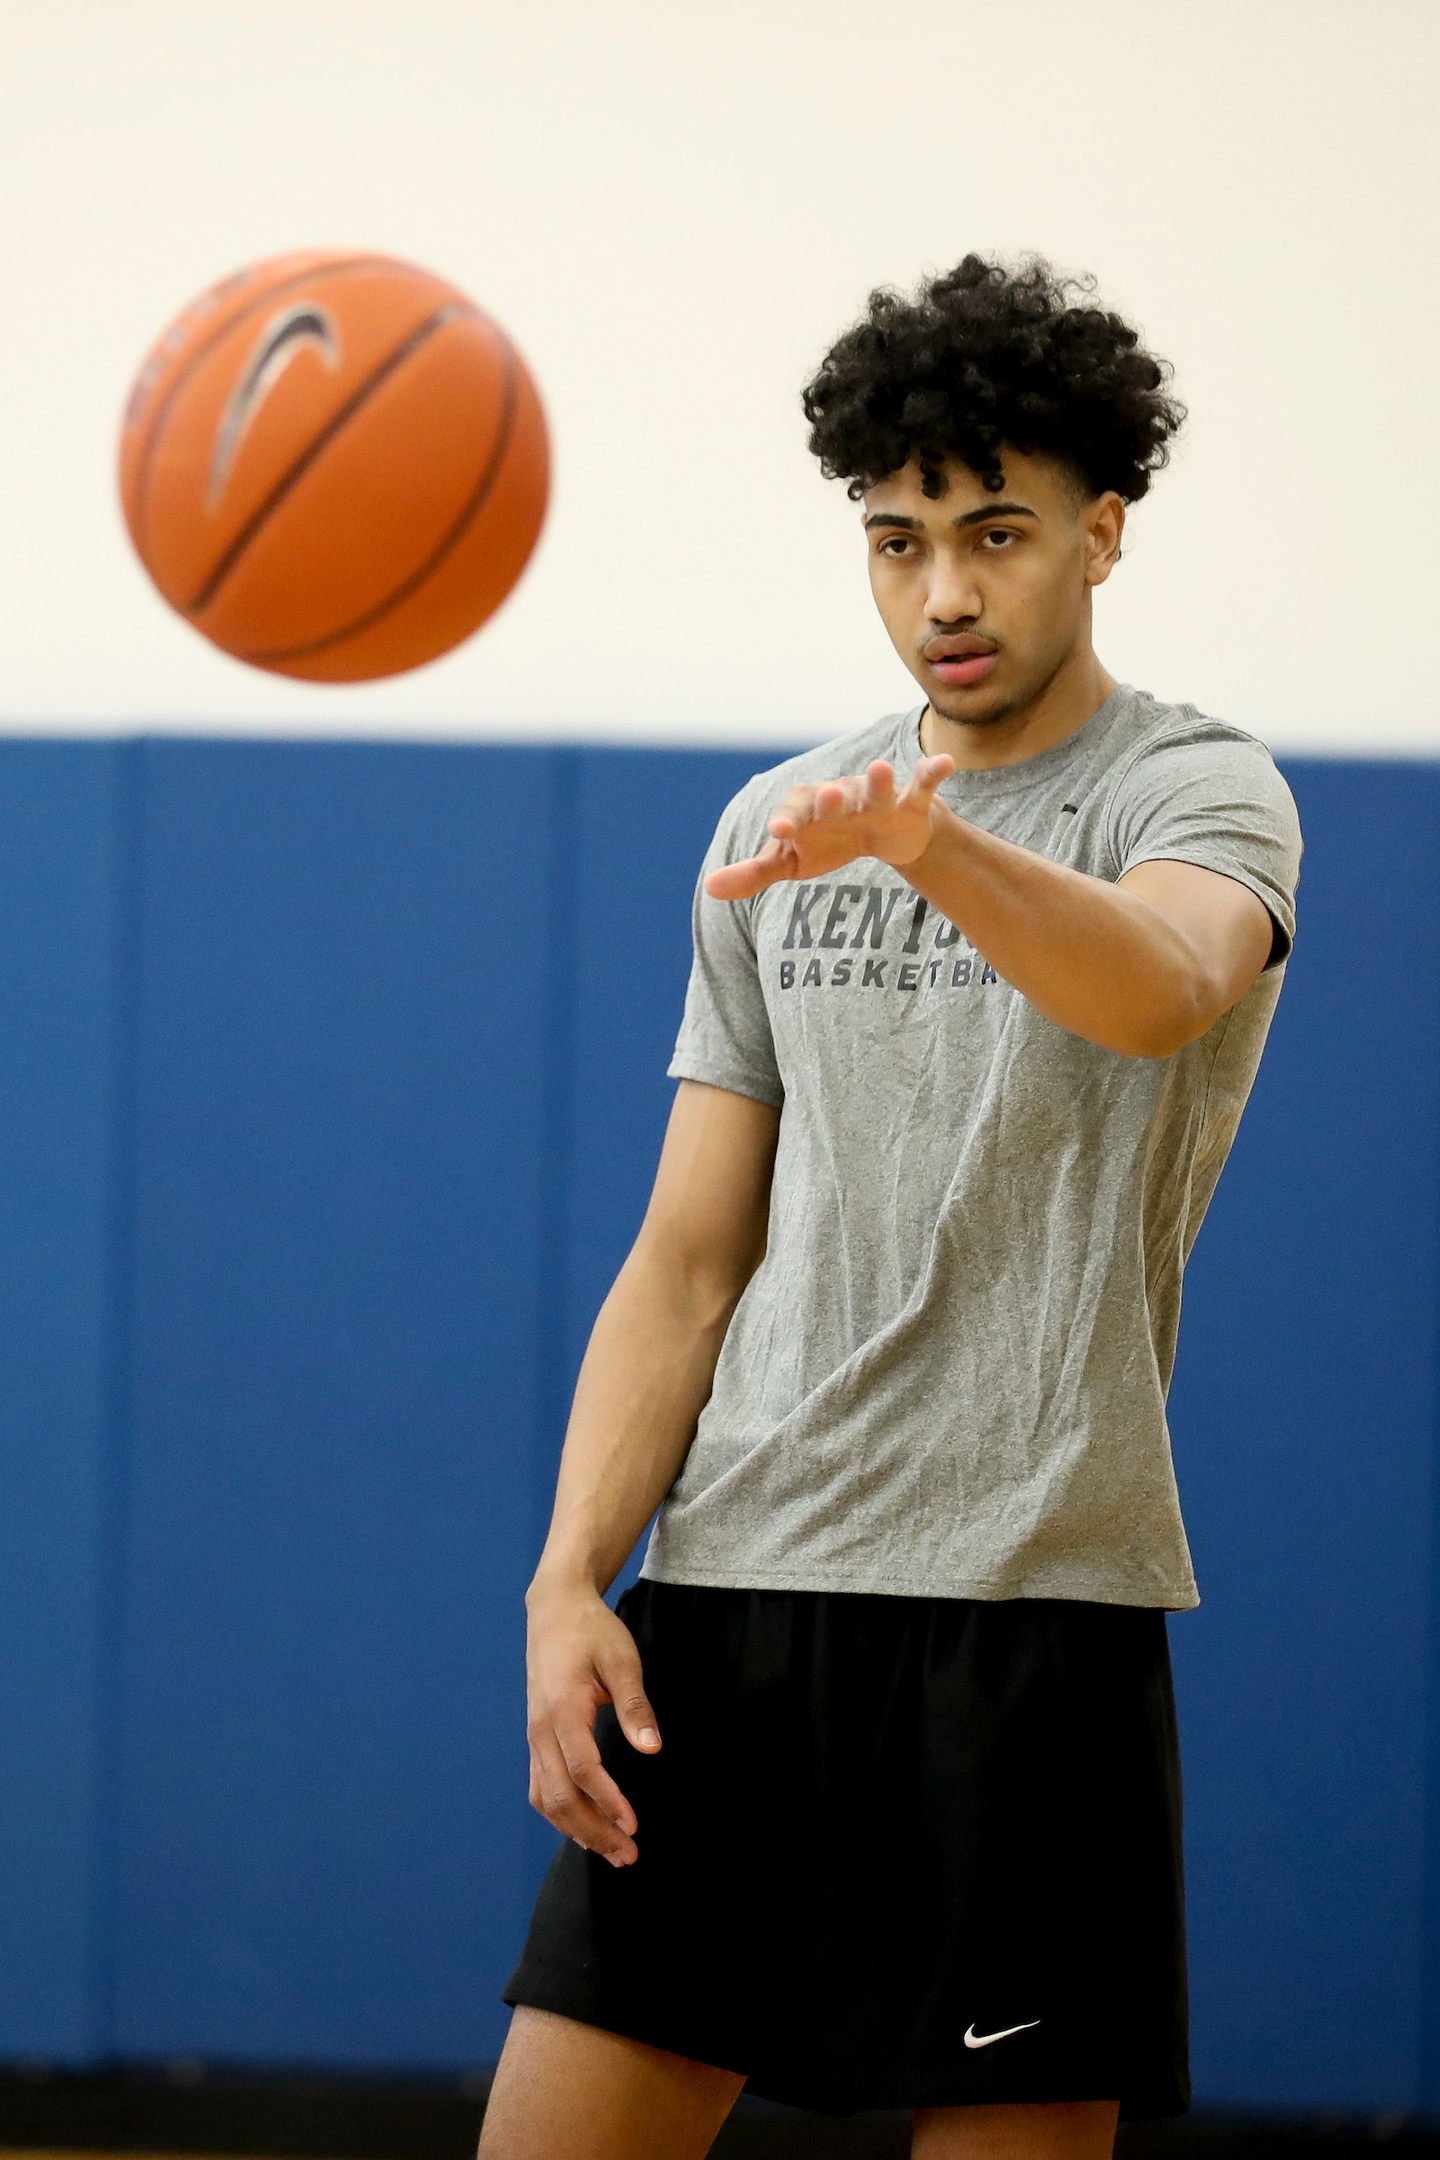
924, 636, 998, 688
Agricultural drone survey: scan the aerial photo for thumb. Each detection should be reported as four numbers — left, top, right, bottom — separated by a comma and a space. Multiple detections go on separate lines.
705, 841, 793, 901
603, 1652, 662, 1753
902, 752, 955, 803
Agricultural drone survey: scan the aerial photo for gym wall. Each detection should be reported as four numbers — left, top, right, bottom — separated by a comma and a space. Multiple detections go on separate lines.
0, 735, 1434, 2112
2, 0, 1437, 753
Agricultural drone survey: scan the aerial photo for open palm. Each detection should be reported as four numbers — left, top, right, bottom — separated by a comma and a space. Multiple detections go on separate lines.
705, 756, 955, 900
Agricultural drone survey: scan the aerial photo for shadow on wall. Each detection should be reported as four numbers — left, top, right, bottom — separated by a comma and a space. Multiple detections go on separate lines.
0, 740, 1437, 2111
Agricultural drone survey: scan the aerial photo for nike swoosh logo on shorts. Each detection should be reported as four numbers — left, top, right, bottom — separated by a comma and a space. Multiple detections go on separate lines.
964, 2020, 1041, 2049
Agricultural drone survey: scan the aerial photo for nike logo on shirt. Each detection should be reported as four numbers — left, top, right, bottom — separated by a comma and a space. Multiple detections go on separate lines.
964, 2020, 1041, 2049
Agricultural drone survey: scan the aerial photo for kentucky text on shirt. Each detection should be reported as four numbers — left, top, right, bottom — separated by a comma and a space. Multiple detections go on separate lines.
777, 881, 1001, 992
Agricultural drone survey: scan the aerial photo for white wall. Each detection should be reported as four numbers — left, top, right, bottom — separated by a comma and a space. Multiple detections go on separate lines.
0, 0, 1435, 750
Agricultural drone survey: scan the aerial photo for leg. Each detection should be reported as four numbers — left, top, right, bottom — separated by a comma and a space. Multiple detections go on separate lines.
477, 2004, 746, 2160
913, 2099, 1120, 2160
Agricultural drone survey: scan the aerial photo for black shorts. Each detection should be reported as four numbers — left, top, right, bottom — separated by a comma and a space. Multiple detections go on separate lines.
505, 1582, 1188, 2119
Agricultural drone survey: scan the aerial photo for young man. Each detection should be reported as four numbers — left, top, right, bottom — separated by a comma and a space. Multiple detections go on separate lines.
481, 256, 1301, 2160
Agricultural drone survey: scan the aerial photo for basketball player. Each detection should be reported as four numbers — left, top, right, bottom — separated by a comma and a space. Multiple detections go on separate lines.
479, 257, 1301, 2160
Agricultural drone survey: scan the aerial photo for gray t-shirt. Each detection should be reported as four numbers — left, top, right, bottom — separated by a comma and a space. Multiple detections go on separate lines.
643, 684, 1302, 1610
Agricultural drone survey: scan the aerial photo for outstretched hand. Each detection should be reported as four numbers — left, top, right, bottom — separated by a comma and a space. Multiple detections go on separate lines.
705, 756, 955, 900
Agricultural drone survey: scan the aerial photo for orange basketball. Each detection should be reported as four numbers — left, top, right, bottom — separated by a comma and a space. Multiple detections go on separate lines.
119, 250, 549, 682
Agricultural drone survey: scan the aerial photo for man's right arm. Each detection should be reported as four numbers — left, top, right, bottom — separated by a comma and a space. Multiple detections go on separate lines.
524, 1078, 780, 1866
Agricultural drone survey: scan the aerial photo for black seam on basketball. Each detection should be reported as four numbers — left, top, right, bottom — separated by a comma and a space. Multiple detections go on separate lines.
129, 256, 407, 559
185, 305, 481, 616
238, 332, 522, 666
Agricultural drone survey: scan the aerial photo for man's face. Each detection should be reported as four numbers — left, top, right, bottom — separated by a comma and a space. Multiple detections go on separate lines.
862, 450, 1124, 727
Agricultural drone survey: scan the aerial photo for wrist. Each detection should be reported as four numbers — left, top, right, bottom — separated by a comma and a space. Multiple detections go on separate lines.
898, 794, 963, 878
527, 1554, 606, 1610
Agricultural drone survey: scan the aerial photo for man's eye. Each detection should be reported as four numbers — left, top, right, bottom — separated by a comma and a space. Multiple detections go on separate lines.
982, 528, 1018, 548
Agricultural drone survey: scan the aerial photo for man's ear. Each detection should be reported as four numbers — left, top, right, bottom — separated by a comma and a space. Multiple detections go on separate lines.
1084, 492, 1126, 585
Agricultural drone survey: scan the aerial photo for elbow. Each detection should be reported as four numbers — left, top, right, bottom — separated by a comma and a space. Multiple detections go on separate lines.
630, 1221, 760, 1336
1105, 970, 1227, 1060
1115, 1020, 1203, 1061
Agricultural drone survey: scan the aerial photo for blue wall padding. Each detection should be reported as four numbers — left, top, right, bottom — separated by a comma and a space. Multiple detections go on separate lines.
1, 736, 1437, 2106
111, 743, 568, 2066
0, 743, 133, 2056
562, 748, 776, 1389
1166, 762, 1440, 2111
561, 748, 777, 1615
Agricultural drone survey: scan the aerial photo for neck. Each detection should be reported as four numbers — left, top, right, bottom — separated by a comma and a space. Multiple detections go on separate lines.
919, 641, 1117, 770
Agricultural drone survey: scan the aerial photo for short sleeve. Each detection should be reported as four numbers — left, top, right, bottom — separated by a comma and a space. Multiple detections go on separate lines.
1106, 724, 1303, 966
667, 790, 784, 1107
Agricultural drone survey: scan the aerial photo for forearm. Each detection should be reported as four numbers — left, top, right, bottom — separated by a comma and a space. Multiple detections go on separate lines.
908, 802, 1228, 1057
529, 1238, 744, 1601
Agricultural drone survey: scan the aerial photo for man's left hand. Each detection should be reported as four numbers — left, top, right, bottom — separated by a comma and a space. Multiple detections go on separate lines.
705, 755, 955, 900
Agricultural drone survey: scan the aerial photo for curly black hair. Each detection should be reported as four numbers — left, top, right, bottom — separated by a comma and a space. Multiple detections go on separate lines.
802, 254, 1185, 503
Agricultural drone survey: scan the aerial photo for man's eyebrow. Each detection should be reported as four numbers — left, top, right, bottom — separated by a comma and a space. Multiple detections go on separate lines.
955, 501, 1038, 526
862, 502, 1040, 532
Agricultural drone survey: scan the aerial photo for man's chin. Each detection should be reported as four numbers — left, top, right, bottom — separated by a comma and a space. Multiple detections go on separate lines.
927, 686, 1020, 729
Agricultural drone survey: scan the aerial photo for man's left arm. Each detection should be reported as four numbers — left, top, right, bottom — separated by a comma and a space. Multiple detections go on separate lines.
707, 756, 1278, 1061
907, 810, 1274, 1058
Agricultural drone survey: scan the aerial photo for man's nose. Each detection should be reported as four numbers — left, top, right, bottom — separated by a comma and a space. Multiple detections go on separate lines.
925, 556, 984, 625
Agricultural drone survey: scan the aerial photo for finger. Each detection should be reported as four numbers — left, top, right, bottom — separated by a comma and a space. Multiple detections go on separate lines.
530, 1732, 639, 1864
767, 792, 821, 841
811, 780, 854, 821
551, 1788, 639, 1864
705, 839, 799, 900
567, 1751, 640, 1842
899, 752, 955, 803
529, 1741, 632, 1853
863, 759, 898, 811
529, 1713, 632, 1833
554, 1714, 640, 1837
599, 1655, 662, 1755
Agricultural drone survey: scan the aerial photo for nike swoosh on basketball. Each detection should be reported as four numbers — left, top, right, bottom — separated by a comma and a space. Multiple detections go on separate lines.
964, 2020, 1041, 2049
206, 302, 340, 508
